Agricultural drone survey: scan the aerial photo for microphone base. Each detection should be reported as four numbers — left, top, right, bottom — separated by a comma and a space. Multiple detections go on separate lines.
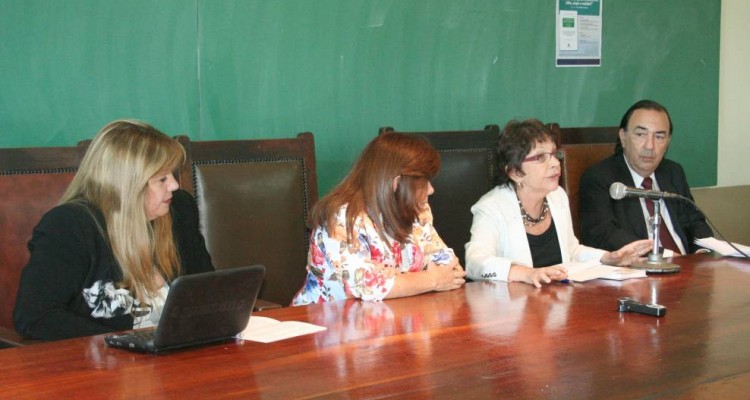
630, 253, 681, 274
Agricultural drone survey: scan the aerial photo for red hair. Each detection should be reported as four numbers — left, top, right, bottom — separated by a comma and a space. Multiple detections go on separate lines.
313, 132, 440, 244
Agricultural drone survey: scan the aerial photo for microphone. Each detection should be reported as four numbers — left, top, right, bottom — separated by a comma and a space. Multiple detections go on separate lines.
609, 183, 749, 260
609, 182, 683, 200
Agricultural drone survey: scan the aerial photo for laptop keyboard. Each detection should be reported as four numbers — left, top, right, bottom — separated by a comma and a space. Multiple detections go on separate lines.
126, 329, 156, 344
105, 328, 157, 350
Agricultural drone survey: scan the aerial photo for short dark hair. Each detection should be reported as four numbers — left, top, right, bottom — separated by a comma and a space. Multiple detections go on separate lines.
496, 119, 555, 187
616, 100, 673, 154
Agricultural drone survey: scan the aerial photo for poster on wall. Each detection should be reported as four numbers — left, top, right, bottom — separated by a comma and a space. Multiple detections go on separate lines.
556, 0, 602, 67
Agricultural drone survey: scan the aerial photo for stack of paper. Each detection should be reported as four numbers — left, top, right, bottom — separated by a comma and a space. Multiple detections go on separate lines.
695, 237, 750, 257
563, 260, 648, 282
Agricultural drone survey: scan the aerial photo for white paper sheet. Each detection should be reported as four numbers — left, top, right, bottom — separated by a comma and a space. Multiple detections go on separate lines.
237, 316, 326, 343
562, 260, 647, 282
695, 237, 750, 257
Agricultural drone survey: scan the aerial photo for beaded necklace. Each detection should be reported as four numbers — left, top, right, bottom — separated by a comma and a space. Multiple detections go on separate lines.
518, 198, 549, 227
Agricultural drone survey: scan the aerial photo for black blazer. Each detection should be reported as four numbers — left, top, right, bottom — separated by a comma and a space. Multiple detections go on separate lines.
578, 154, 712, 252
14, 189, 214, 340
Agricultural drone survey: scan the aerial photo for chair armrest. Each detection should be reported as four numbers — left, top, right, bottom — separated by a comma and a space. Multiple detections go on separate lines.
253, 299, 283, 311
0, 326, 42, 348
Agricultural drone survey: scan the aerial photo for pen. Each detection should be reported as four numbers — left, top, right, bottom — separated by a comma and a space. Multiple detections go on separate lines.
560, 279, 570, 284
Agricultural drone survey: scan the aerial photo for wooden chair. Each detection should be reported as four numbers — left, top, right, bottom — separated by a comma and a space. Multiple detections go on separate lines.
378, 125, 500, 266
177, 133, 318, 308
549, 124, 620, 237
553, 125, 622, 145
0, 145, 87, 347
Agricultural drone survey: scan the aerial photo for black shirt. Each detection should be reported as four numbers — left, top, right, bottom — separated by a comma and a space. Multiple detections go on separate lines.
527, 218, 563, 267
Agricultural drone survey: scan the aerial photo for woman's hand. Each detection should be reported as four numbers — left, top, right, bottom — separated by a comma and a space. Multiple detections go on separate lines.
386, 256, 465, 299
601, 239, 652, 266
427, 256, 466, 291
509, 264, 567, 288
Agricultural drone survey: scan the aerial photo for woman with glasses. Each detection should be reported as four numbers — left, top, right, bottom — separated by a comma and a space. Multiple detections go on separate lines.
465, 119, 650, 287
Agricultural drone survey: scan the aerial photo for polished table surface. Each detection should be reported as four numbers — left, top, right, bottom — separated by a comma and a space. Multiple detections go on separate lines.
2, 254, 750, 399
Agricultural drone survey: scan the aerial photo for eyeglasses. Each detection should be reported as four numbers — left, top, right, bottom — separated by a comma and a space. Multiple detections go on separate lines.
522, 150, 564, 164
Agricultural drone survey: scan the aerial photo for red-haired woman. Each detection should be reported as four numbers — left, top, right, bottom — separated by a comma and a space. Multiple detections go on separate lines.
292, 133, 465, 305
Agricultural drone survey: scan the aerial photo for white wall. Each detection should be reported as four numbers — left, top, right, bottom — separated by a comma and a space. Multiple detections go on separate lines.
718, 0, 750, 186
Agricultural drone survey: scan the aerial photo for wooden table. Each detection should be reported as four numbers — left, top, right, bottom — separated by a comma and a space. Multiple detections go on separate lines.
2, 254, 750, 399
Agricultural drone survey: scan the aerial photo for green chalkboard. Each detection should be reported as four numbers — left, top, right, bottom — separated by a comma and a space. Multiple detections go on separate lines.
0, 0, 720, 193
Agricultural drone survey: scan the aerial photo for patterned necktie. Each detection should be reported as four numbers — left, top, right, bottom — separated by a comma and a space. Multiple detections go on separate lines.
641, 177, 681, 254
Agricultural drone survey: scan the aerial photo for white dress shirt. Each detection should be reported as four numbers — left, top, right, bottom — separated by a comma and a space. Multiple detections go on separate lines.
623, 159, 686, 255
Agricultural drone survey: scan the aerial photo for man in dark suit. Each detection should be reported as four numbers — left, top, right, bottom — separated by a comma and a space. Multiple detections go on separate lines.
579, 100, 712, 254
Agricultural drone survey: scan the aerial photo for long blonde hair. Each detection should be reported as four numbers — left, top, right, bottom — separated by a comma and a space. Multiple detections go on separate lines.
62, 120, 185, 305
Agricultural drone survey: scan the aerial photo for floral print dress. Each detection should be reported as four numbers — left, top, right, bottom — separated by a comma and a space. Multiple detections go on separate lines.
292, 204, 455, 305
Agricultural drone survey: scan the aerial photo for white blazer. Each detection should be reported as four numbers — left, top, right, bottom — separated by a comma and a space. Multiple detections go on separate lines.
465, 185, 606, 281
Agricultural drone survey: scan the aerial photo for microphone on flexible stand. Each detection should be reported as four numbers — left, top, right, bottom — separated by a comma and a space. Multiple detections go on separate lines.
610, 182, 750, 259
609, 182, 682, 273
609, 182, 684, 200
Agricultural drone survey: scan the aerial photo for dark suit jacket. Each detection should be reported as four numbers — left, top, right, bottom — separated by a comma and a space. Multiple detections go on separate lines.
579, 154, 712, 252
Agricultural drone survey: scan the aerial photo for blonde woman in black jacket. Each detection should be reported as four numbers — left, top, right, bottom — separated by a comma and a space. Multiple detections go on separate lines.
14, 120, 213, 340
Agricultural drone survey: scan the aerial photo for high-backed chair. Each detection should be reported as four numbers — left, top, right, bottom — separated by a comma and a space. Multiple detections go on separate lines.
554, 125, 622, 145
549, 124, 620, 237
177, 133, 318, 307
378, 125, 500, 266
0, 145, 87, 347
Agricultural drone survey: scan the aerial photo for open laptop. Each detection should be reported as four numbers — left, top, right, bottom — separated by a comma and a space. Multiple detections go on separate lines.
104, 264, 265, 354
